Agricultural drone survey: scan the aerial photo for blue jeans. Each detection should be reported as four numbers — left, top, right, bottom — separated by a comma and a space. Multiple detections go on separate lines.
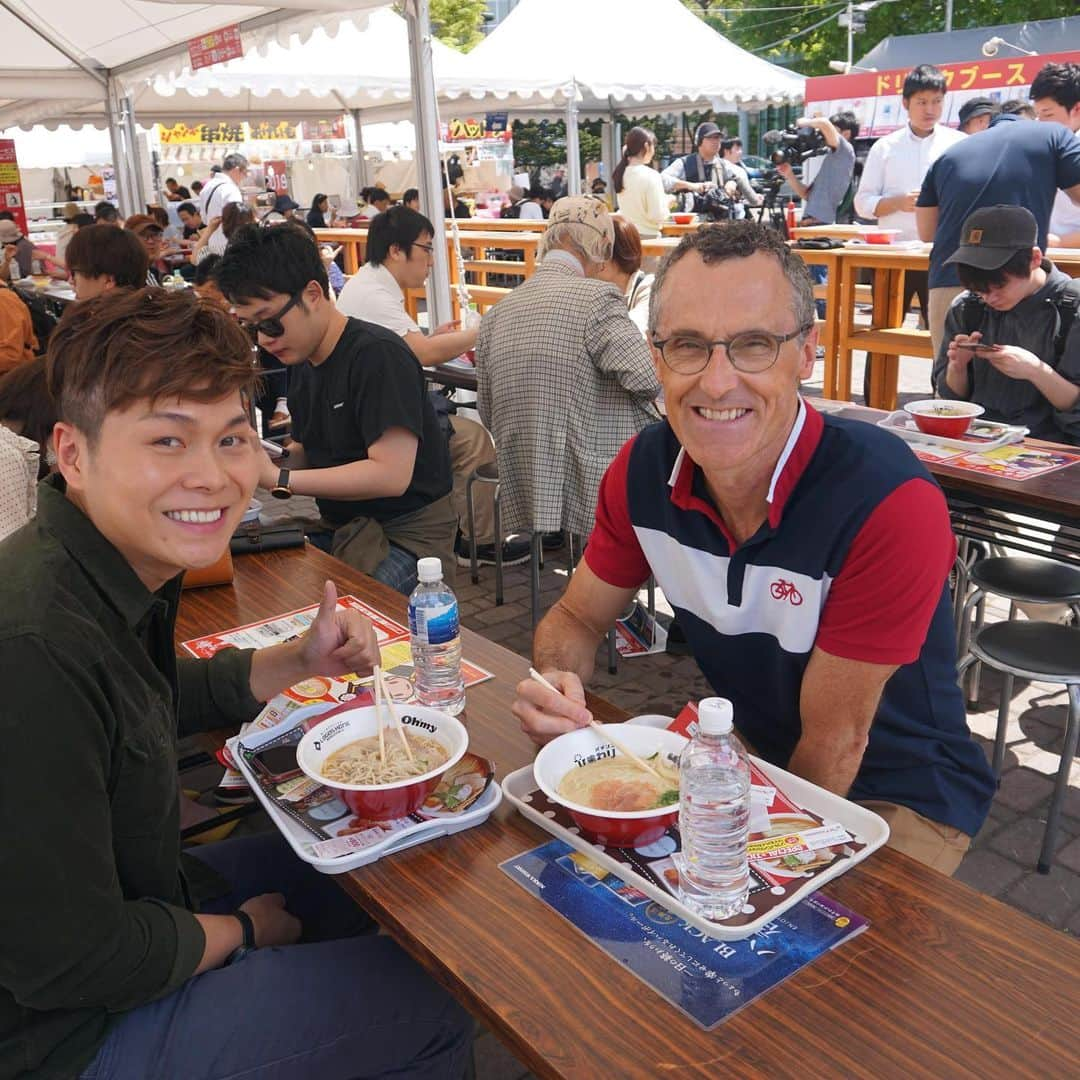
80, 833, 472, 1080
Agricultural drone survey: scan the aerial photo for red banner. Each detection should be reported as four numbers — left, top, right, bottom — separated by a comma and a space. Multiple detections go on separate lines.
264, 160, 289, 196
806, 50, 1080, 138
188, 24, 243, 71
0, 140, 27, 234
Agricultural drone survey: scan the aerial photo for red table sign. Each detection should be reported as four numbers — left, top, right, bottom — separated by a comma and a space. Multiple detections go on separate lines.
0, 140, 27, 234
188, 24, 243, 71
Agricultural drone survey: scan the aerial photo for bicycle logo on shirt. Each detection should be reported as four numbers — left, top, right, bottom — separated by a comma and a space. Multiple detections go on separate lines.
769, 579, 803, 606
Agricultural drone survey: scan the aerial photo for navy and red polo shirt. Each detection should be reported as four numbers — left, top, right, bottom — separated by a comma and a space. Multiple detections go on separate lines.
585, 399, 995, 836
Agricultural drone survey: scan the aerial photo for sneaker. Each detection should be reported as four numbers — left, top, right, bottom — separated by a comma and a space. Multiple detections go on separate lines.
541, 530, 565, 552
455, 533, 531, 567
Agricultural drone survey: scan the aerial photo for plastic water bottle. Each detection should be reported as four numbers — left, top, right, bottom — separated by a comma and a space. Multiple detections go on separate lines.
676, 697, 751, 921
408, 557, 465, 715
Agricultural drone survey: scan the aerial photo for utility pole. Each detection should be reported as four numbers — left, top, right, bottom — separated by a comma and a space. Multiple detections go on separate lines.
945, 0, 953, 32
846, 1, 854, 70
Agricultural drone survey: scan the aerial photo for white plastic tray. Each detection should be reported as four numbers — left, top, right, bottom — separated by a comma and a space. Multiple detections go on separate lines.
878, 410, 1027, 453
502, 748, 887, 940
228, 734, 502, 875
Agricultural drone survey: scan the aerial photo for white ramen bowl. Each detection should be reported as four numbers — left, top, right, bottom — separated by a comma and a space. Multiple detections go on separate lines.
296, 703, 468, 820
534, 724, 688, 847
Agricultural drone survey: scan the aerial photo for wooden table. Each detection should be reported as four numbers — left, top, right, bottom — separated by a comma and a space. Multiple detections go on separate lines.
177, 545, 1080, 1078
832, 245, 1080, 410
817, 399, 1080, 570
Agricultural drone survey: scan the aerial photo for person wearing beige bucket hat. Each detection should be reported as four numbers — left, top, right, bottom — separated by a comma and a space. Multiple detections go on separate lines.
476, 195, 659, 541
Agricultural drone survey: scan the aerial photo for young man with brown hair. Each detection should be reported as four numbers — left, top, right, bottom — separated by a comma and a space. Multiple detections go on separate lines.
0, 288, 471, 1079
64, 223, 149, 300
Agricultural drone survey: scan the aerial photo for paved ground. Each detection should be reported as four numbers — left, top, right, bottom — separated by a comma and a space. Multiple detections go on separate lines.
245, 340, 1079, 1079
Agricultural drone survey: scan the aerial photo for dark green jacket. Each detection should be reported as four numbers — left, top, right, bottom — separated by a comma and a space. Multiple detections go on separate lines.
0, 477, 260, 1079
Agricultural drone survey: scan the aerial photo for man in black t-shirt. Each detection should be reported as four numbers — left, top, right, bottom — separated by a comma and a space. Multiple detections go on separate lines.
217, 224, 456, 593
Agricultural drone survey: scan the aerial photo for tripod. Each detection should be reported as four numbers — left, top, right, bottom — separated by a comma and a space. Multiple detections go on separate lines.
752, 180, 788, 237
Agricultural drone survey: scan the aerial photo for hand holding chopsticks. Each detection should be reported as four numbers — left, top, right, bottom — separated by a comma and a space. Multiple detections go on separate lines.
528, 668, 665, 781
373, 664, 414, 764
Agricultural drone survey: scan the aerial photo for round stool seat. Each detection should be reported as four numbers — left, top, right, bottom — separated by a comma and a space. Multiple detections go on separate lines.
970, 621, 1080, 683
969, 556, 1080, 603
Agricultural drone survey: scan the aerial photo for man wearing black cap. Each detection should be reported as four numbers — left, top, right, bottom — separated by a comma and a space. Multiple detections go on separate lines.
933, 205, 1080, 443
660, 121, 726, 198
957, 97, 999, 135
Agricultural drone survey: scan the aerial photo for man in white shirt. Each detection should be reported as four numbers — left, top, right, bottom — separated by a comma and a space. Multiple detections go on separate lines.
1030, 62, 1080, 248
199, 153, 248, 222
337, 206, 529, 567
855, 64, 965, 321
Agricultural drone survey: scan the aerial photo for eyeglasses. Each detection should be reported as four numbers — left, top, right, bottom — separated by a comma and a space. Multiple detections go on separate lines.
240, 292, 303, 338
412, 241, 435, 256
651, 323, 814, 375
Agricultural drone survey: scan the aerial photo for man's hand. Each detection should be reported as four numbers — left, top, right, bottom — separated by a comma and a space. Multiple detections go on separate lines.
512, 669, 592, 745
946, 331, 982, 369
433, 320, 461, 336
897, 190, 920, 214
776, 162, 795, 180
238, 893, 302, 947
985, 344, 1045, 382
297, 580, 381, 678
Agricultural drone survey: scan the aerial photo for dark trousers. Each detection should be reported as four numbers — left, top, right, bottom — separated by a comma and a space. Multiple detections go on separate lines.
80, 833, 472, 1080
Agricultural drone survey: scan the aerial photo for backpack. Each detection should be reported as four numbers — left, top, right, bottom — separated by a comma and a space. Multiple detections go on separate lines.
960, 288, 1079, 365
17, 291, 56, 354
500, 201, 523, 220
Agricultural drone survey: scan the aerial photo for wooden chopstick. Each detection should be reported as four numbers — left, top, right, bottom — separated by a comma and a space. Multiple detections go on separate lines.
527, 667, 665, 782
375, 666, 414, 761
373, 664, 387, 766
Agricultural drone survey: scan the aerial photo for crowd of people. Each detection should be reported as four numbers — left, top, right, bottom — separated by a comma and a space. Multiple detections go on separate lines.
0, 57, 1079, 1078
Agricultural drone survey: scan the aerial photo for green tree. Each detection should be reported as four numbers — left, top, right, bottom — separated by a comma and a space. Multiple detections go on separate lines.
428, 0, 488, 52
680, 0, 1072, 77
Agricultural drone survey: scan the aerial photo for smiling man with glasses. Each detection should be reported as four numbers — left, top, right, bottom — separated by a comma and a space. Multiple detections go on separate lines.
512, 222, 995, 876
217, 223, 456, 594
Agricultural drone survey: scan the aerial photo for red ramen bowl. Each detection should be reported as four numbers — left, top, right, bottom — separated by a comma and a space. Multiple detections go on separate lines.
904, 398, 984, 439
534, 724, 688, 847
296, 703, 468, 820
672, 213, 696, 225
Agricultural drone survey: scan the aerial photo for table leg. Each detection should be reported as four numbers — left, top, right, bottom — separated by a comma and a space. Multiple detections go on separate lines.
342, 240, 359, 276
821, 254, 841, 399
836, 258, 856, 402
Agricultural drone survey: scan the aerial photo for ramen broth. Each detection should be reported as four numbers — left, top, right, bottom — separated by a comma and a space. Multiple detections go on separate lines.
321, 733, 449, 785
558, 753, 679, 811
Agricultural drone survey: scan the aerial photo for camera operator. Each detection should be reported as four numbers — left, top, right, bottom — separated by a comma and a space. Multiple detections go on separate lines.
660, 121, 725, 200
774, 113, 858, 228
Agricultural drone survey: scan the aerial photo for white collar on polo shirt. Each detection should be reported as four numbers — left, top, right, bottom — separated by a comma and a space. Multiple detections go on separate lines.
542, 249, 585, 276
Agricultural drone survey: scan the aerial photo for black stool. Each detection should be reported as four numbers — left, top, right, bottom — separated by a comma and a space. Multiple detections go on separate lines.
957, 621, 1080, 873
956, 556, 1080, 705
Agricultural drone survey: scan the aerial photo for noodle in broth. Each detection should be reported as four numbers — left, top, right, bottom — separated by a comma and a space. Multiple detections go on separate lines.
558, 754, 679, 811
321, 733, 449, 785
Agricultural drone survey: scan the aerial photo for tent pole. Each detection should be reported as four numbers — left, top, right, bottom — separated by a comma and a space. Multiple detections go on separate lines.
349, 108, 370, 194
105, 76, 142, 217
565, 80, 581, 196
738, 110, 749, 148
405, 0, 451, 326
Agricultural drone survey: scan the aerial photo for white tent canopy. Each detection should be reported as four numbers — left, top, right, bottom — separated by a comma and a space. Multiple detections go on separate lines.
438, 0, 804, 118
18, 8, 471, 130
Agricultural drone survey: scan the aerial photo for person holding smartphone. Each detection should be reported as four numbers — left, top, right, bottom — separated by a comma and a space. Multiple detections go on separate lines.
934, 205, 1080, 443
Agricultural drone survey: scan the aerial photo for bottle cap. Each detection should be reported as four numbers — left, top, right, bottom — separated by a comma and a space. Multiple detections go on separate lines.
698, 697, 733, 735
417, 557, 443, 583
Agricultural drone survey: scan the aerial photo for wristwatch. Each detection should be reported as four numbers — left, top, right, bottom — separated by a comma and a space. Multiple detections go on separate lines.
270, 467, 292, 500
224, 909, 257, 966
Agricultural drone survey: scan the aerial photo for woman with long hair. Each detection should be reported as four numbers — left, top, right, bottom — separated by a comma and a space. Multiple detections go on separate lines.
612, 126, 669, 238
307, 193, 336, 229
597, 216, 652, 336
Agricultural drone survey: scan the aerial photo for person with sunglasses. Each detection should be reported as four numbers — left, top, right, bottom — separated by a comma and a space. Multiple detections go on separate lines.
511, 222, 995, 877
336, 206, 528, 568
216, 224, 456, 595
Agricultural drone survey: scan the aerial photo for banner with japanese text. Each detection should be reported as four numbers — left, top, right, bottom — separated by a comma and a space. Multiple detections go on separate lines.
188, 25, 243, 71
805, 50, 1080, 138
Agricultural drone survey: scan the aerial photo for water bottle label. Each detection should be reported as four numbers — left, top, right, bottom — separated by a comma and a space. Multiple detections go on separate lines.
409, 600, 459, 645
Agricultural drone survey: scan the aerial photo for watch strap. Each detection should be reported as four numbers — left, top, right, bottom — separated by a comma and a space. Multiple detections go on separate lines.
270, 467, 292, 499
232, 909, 256, 950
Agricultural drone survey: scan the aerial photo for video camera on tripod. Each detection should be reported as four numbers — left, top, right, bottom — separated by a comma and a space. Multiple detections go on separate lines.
762, 124, 830, 168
